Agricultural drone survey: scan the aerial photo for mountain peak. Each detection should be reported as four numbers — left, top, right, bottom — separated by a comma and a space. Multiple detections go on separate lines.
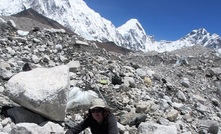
196, 28, 208, 34
120, 19, 144, 30
117, 18, 146, 35
190, 28, 208, 36
125, 19, 140, 26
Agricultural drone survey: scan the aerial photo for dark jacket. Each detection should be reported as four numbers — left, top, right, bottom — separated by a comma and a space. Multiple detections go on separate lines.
65, 113, 118, 134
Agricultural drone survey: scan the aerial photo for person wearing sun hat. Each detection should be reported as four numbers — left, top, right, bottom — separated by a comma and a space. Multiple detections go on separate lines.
65, 98, 119, 134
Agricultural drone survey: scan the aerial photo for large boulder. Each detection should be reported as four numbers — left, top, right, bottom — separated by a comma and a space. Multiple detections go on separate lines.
4, 65, 70, 121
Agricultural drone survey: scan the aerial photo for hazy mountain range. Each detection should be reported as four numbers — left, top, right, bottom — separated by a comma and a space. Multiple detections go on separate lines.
0, 0, 220, 53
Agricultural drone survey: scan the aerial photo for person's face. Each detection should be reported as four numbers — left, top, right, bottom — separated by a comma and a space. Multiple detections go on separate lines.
91, 107, 104, 123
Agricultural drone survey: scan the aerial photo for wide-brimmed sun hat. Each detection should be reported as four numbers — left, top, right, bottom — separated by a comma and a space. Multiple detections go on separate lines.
90, 98, 107, 109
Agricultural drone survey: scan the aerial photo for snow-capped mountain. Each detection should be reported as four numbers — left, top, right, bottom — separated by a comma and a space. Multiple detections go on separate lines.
155, 28, 221, 52
0, 0, 123, 43
117, 19, 156, 51
0, 0, 220, 53
180, 28, 221, 49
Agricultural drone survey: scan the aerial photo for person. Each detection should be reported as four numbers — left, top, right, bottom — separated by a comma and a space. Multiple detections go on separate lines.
65, 98, 119, 134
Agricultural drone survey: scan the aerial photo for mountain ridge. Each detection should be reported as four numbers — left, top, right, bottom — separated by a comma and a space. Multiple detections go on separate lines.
3, 9, 134, 55
0, 0, 220, 53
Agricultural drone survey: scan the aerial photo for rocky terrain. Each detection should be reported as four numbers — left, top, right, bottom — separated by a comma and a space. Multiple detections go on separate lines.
0, 17, 221, 134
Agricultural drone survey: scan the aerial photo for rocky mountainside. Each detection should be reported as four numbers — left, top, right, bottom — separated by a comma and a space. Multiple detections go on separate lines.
0, 10, 133, 55
11, 8, 75, 34
0, 0, 221, 53
0, 16, 221, 133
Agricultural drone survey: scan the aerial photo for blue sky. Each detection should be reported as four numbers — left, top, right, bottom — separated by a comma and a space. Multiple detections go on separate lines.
83, 0, 221, 41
